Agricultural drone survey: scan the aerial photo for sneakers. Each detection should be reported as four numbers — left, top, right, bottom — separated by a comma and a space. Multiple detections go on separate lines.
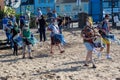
106, 54, 112, 59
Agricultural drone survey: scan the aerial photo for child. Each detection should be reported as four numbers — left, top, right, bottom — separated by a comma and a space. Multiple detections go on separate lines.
48, 18, 65, 54
22, 23, 32, 59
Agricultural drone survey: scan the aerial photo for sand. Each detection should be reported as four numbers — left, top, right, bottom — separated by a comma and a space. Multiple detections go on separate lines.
0, 28, 120, 80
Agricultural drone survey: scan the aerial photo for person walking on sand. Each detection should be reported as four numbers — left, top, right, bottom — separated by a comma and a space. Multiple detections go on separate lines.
48, 18, 65, 54
81, 17, 99, 68
38, 15, 46, 42
98, 14, 112, 59
21, 22, 32, 59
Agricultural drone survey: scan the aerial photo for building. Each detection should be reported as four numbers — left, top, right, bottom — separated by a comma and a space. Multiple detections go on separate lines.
15, 0, 35, 15
89, 0, 120, 22
15, 0, 56, 15
55, 0, 89, 17
34, 0, 56, 15
0, 0, 4, 10
102, 0, 120, 18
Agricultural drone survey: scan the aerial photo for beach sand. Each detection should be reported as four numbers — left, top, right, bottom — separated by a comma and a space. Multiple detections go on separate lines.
0, 28, 120, 80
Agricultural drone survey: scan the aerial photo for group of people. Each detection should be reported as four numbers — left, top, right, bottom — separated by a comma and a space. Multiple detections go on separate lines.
1, 8, 66, 59
35, 8, 66, 54
81, 14, 114, 68
1, 8, 118, 68
2, 13, 35, 59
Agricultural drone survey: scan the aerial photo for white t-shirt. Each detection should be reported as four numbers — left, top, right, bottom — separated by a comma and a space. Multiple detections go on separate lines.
48, 24, 59, 36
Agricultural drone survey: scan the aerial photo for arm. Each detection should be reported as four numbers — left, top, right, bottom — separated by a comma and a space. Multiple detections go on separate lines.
81, 30, 94, 40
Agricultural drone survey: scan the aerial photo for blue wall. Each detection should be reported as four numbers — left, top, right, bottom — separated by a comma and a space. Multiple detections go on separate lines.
89, 0, 103, 22
15, 0, 56, 15
34, 0, 55, 15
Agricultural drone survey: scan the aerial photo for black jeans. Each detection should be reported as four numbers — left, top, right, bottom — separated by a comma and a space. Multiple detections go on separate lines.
13, 41, 18, 55
39, 29, 46, 42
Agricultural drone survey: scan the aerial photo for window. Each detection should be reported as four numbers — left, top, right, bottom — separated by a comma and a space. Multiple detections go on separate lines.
103, 0, 119, 8
46, 0, 50, 3
38, 0, 45, 3
64, 5, 72, 12
103, 2, 109, 8
56, 6, 60, 12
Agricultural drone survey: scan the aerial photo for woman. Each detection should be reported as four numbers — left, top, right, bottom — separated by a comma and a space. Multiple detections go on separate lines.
48, 18, 65, 54
81, 17, 97, 68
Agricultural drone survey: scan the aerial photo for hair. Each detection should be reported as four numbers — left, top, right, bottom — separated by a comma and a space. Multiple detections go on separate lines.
105, 14, 109, 18
41, 15, 44, 19
86, 16, 93, 26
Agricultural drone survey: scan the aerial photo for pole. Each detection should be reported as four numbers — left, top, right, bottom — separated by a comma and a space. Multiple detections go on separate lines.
111, 0, 115, 28
20, 0, 21, 14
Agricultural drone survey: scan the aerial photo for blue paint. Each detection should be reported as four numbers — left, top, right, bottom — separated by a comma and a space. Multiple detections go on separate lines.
89, 0, 102, 22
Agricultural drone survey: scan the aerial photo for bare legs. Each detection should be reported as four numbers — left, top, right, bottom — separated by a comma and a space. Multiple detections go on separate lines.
50, 43, 65, 54
85, 51, 96, 68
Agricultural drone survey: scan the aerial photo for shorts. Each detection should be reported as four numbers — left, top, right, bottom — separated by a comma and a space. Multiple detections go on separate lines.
102, 38, 110, 45
84, 42, 94, 51
51, 36, 60, 45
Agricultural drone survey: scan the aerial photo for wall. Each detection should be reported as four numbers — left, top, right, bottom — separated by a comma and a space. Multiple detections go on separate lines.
55, 2, 89, 17
34, 0, 55, 15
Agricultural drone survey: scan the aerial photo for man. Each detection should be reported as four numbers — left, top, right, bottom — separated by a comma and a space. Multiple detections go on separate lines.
98, 14, 112, 59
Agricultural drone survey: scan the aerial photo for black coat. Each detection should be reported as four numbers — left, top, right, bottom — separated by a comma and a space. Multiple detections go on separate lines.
38, 18, 46, 30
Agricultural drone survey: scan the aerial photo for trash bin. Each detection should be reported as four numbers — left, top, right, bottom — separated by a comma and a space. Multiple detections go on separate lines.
78, 12, 88, 29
